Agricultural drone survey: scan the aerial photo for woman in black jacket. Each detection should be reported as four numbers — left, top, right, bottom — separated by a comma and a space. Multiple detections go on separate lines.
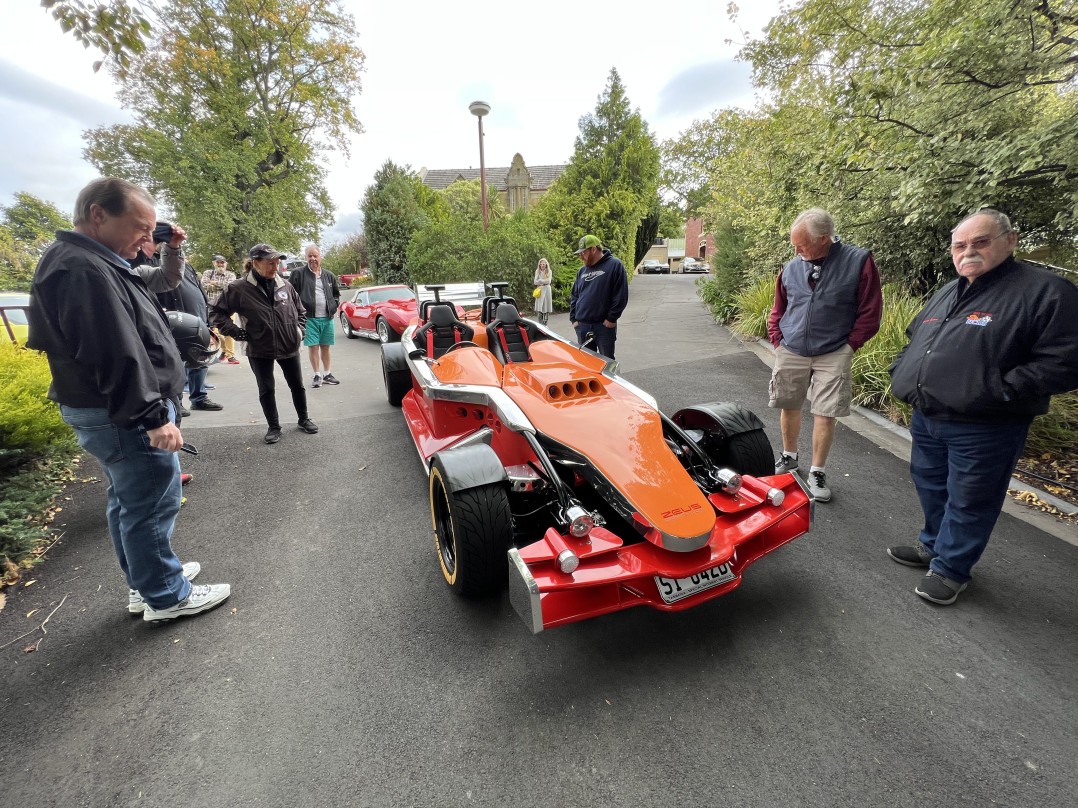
210, 244, 319, 444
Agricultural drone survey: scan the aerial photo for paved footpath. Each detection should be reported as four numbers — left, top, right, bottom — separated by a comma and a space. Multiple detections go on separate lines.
2, 273, 1076, 808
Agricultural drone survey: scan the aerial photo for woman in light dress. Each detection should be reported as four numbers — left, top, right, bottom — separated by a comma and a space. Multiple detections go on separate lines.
533, 257, 553, 325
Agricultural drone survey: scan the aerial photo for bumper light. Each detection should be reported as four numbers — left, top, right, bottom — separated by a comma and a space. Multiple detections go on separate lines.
556, 549, 580, 574
766, 487, 785, 507
565, 505, 595, 538
716, 468, 743, 494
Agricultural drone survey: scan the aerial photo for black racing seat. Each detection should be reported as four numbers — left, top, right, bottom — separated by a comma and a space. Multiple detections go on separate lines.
486, 302, 541, 364
412, 303, 474, 359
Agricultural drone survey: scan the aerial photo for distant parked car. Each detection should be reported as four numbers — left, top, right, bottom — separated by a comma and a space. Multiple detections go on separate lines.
339, 284, 465, 343
681, 258, 710, 274
638, 259, 670, 275
339, 269, 371, 288
0, 292, 29, 344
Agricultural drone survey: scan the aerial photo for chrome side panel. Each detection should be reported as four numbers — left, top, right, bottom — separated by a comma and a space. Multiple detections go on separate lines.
508, 548, 543, 634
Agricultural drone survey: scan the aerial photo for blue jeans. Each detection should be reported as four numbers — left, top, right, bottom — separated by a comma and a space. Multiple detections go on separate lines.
60, 402, 191, 609
909, 410, 1029, 583
574, 321, 617, 360
187, 366, 208, 403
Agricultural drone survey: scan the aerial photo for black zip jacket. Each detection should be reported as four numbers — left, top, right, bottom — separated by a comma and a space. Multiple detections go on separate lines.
888, 257, 1078, 423
210, 271, 306, 359
27, 231, 185, 431
288, 266, 340, 318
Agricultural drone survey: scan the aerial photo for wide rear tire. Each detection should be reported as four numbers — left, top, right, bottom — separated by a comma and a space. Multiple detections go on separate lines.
723, 429, 775, 477
429, 468, 512, 597
380, 343, 411, 406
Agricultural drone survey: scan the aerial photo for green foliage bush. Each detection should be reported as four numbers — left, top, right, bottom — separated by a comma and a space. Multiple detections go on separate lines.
0, 341, 75, 469
728, 273, 777, 339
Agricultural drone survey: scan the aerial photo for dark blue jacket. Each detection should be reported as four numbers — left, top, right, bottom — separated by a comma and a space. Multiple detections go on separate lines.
569, 250, 629, 324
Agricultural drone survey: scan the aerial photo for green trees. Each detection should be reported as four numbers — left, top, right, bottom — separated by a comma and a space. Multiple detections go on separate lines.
536, 68, 661, 268
83, 0, 365, 264
40, 0, 152, 73
0, 193, 73, 291
676, 0, 1078, 293
361, 161, 429, 285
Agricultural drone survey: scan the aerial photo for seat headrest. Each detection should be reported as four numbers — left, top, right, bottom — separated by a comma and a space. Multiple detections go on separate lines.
494, 302, 519, 324
428, 304, 456, 327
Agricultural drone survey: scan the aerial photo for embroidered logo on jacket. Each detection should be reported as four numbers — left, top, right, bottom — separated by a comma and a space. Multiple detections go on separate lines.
582, 270, 605, 282
965, 311, 992, 327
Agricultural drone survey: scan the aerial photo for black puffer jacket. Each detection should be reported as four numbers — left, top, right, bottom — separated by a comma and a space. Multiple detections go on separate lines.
210, 271, 306, 359
889, 257, 1078, 423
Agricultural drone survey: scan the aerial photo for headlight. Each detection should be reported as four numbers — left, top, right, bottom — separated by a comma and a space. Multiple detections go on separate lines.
565, 505, 595, 538
715, 468, 743, 494
766, 487, 785, 507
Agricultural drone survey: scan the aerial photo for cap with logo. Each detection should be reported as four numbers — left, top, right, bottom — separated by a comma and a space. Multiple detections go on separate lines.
249, 243, 285, 261
212, 254, 227, 262
573, 234, 602, 255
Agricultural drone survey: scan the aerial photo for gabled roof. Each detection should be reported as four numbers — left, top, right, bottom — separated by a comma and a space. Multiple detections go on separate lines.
420, 164, 567, 191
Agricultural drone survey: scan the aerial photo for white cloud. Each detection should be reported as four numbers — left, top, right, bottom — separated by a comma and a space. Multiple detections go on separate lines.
0, 1, 782, 242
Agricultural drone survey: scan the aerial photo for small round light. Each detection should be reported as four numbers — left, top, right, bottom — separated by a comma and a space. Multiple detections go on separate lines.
716, 468, 743, 494
557, 549, 580, 574
565, 505, 595, 538
766, 487, 785, 507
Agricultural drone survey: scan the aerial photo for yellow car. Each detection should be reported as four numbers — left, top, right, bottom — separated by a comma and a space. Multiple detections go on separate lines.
0, 292, 30, 344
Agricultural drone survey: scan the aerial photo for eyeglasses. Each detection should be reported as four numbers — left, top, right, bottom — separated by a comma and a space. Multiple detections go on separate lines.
950, 230, 1011, 253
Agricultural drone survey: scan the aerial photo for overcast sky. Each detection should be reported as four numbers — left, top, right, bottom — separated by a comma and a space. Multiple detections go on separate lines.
0, 1, 783, 246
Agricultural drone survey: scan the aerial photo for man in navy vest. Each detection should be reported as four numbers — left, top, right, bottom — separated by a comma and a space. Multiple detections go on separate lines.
767, 208, 883, 502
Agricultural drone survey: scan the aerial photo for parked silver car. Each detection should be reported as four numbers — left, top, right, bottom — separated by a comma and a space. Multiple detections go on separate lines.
681, 258, 710, 274
638, 259, 670, 274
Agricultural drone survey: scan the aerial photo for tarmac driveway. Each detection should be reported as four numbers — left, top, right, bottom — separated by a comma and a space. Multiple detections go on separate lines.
2, 274, 1076, 808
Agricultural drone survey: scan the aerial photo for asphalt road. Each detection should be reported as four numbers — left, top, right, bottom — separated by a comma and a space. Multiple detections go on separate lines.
3, 273, 1077, 808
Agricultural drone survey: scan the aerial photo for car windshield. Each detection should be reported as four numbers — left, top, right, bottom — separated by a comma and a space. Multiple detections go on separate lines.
0, 296, 29, 324
367, 287, 415, 304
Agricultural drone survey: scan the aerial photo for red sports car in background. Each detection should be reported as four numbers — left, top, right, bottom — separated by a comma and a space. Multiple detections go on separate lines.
339, 285, 465, 343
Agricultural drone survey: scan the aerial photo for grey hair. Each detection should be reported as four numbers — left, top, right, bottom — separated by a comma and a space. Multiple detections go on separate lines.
73, 178, 155, 226
791, 208, 835, 239
953, 208, 1013, 236
304, 244, 321, 258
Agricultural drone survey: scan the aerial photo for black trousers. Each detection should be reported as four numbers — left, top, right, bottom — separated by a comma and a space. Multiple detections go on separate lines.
248, 355, 308, 429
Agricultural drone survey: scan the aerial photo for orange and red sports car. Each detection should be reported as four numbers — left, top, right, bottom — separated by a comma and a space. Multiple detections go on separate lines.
381, 284, 813, 633
339, 284, 468, 344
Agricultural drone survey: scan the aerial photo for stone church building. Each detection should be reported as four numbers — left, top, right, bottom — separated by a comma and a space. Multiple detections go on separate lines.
419, 154, 567, 214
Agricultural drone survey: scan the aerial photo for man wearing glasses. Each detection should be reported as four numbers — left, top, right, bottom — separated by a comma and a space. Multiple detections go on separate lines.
887, 209, 1078, 605
767, 208, 883, 503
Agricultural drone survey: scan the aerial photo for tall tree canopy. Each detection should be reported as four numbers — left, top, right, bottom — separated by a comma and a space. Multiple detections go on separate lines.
83, 0, 364, 263
360, 160, 429, 286
537, 68, 661, 268
40, 0, 152, 73
0, 193, 73, 290
676, 0, 1078, 292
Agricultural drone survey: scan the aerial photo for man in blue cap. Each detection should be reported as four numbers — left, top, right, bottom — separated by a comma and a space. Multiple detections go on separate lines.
568, 234, 628, 360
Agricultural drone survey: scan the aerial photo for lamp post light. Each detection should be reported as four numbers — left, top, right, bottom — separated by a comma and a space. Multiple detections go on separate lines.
469, 100, 490, 231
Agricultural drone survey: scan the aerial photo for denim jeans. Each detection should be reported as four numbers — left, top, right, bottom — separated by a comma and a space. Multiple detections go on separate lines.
574, 321, 617, 360
909, 410, 1029, 583
186, 366, 208, 403
60, 402, 191, 609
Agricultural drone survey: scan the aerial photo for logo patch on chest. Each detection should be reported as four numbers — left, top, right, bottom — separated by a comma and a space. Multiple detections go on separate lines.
964, 311, 992, 327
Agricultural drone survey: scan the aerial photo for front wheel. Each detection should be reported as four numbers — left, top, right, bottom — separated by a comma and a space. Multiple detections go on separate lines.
340, 313, 357, 339
429, 468, 512, 597
376, 317, 398, 343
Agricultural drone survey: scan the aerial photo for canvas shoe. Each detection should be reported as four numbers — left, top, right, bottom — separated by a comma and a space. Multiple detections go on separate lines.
128, 561, 201, 613
312, 373, 322, 389
143, 583, 231, 622
915, 571, 967, 606
887, 543, 933, 568
775, 453, 799, 474
321, 373, 340, 385
180, 473, 194, 486
226, 356, 241, 365
808, 470, 832, 502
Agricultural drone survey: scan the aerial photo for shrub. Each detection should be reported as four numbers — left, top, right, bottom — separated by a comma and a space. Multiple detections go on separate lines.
0, 341, 75, 470
850, 284, 924, 418
728, 272, 778, 340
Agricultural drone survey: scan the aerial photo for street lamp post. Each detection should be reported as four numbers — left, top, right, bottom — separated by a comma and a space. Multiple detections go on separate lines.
469, 100, 490, 232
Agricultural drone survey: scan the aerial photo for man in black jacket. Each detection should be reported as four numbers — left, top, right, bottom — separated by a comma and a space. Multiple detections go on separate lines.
27, 177, 230, 622
288, 244, 341, 388
887, 209, 1078, 605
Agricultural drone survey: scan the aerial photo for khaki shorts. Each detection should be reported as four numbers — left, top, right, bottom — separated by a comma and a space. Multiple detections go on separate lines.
768, 344, 854, 418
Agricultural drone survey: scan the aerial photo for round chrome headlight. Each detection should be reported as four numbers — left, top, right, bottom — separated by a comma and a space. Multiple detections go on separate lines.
716, 468, 743, 494
565, 505, 595, 538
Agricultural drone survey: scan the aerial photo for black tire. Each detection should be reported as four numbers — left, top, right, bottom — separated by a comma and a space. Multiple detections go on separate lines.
723, 429, 775, 477
429, 469, 512, 597
340, 313, 357, 339
381, 343, 411, 406
376, 317, 399, 343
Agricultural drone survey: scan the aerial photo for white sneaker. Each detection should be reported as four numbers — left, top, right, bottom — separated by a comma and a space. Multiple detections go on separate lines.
312, 373, 322, 389
809, 470, 832, 502
142, 583, 231, 622
128, 561, 201, 613
775, 453, 799, 474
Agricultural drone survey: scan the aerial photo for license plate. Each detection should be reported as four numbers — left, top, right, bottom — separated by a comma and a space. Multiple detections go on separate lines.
655, 563, 737, 604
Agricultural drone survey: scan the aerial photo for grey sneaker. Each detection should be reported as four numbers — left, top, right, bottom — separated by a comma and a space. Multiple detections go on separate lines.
143, 583, 231, 622
312, 373, 322, 389
128, 561, 201, 613
915, 571, 967, 605
808, 470, 831, 502
887, 543, 933, 568
775, 453, 799, 474
298, 418, 319, 434
321, 372, 340, 385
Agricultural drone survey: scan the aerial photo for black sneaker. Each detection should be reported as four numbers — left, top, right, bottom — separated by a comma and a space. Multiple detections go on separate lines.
915, 571, 967, 605
322, 373, 340, 385
264, 427, 282, 444
179, 405, 191, 418
191, 398, 224, 411
887, 543, 933, 567
298, 418, 319, 434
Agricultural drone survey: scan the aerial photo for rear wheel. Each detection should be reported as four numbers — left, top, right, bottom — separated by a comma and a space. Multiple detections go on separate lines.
377, 317, 398, 343
340, 313, 357, 339
381, 344, 411, 406
429, 468, 512, 596
723, 429, 775, 477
